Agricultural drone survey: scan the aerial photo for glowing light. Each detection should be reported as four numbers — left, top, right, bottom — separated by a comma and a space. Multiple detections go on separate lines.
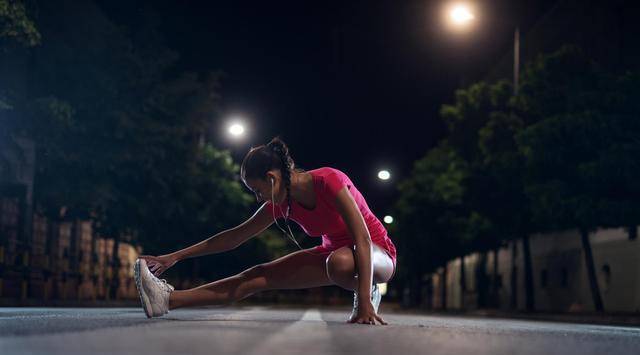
228, 123, 245, 137
449, 4, 475, 25
378, 170, 391, 181
378, 283, 388, 296
383, 215, 394, 224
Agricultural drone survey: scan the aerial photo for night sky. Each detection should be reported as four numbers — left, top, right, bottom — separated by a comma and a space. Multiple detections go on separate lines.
101, 0, 561, 214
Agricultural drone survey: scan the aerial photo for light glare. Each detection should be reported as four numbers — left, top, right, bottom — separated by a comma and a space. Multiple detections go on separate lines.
378, 283, 388, 296
378, 170, 391, 181
384, 215, 394, 224
449, 4, 475, 25
228, 123, 245, 137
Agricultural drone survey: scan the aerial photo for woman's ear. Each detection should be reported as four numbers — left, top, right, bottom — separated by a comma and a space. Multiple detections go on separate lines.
266, 172, 276, 185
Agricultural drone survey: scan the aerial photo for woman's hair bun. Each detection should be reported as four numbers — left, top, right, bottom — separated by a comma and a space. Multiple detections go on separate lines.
267, 136, 288, 154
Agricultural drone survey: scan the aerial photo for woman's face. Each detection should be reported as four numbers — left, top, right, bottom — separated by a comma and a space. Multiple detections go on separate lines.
244, 170, 284, 204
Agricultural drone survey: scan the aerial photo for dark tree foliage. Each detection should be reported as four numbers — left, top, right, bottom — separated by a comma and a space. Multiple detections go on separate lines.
394, 44, 640, 311
1, 0, 291, 284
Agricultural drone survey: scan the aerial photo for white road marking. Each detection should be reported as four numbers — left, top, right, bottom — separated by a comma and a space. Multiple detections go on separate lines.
246, 309, 333, 355
300, 309, 323, 322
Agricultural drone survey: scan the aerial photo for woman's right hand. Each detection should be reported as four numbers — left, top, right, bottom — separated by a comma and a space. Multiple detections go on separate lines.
138, 254, 178, 277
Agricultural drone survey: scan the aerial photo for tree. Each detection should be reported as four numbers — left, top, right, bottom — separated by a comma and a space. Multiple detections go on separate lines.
393, 142, 471, 308
1, 0, 40, 167
515, 46, 618, 312
0, 0, 40, 47
440, 79, 539, 310
5, 0, 290, 290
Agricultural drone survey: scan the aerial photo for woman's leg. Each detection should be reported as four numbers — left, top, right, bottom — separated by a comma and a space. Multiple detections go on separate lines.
325, 243, 395, 291
169, 248, 332, 309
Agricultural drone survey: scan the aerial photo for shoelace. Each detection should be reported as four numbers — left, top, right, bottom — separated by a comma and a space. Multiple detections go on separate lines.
153, 277, 174, 292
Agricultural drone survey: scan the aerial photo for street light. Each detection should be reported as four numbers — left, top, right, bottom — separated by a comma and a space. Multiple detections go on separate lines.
383, 215, 394, 224
226, 118, 246, 140
377, 170, 391, 181
228, 123, 244, 137
443, 3, 520, 95
449, 4, 475, 26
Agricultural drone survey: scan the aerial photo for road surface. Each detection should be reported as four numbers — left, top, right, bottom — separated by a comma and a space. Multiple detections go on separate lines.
1, 306, 639, 355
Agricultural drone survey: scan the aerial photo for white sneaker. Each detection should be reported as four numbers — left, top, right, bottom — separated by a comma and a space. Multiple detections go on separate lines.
371, 283, 382, 312
349, 283, 382, 320
134, 258, 174, 318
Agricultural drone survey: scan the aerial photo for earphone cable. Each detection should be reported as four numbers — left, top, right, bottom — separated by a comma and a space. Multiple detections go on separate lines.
270, 178, 320, 255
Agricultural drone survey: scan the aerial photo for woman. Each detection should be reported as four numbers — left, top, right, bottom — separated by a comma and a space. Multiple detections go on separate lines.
134, 137, 397, 325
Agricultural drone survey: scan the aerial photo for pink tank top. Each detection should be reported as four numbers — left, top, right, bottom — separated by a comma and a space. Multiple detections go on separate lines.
265, 167, 397, 261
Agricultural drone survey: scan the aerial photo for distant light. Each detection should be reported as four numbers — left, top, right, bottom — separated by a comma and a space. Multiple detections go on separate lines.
378, 170, 391, 181
228, 122, 245, 137
384, 215, 394, 224
449, 4, 475, 25
378, 283, 388, 296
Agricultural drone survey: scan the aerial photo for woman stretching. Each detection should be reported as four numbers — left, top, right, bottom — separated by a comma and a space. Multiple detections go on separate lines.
134, 137, 397, 325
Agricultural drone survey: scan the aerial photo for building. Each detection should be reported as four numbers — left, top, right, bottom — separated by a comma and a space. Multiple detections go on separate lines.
1, 135, 140, 304
428, 227, 640, 313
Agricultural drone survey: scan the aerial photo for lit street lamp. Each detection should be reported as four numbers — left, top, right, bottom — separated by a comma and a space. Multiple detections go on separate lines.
444, 2, 520, 95
228, 123, 244, 137
449, 4, 475, 26
226, 118, 246, 140
383, 215, 394, 224
377, 170, 391, 181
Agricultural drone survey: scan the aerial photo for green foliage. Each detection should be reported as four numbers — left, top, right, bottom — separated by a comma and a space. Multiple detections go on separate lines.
393, 142, 471, 278
0, 0, 294, 281
516, 45, 640, 232
516, 45, 603, 123
0, 0, 40, 47
393, 45, 636, 280
440, 80, 512, 162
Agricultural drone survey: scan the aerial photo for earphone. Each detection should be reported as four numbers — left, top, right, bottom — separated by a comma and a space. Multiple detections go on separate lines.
269, 175, 320, 254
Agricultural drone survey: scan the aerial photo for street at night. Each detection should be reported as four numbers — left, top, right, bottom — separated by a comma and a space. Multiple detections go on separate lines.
2, 307, 640, 355
3, 1, 640, 353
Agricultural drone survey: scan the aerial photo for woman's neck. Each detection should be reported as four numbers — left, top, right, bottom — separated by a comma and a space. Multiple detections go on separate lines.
288, 170, 312, 202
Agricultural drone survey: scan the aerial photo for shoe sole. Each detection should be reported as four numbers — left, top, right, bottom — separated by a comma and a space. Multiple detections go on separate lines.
134, 259, 153, 318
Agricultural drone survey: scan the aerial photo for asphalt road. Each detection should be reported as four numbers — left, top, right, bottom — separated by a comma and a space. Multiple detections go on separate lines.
1, 306, 640, 355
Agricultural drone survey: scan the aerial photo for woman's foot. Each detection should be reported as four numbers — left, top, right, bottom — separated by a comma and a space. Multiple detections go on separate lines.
134, 258, 174, 318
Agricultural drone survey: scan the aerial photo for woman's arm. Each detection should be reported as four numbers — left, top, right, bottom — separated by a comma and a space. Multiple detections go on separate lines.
142, 203, 275, 276
332, 187, 386, 325
170, 203, 275, 261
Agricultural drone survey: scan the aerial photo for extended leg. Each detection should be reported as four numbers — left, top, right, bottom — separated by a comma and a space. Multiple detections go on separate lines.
169, 248, 331, 309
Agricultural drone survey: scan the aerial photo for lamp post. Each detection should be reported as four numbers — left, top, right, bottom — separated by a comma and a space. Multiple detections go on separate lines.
514, 27, 520, 96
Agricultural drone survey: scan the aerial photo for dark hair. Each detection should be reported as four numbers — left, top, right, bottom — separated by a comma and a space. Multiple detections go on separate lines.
241, 137, 303, 215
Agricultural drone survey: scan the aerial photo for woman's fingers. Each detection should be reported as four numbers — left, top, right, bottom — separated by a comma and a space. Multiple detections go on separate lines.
348, 315, 387, 325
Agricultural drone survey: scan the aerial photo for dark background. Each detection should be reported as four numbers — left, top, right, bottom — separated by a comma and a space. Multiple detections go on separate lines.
97, 0, 563, 215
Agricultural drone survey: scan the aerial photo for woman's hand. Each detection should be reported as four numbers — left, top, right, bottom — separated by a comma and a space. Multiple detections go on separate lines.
348, 302, 388, 325
138, 254, 178, 277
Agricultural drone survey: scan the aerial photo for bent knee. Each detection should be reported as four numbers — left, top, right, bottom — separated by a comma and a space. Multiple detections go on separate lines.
326, 247, 355, 279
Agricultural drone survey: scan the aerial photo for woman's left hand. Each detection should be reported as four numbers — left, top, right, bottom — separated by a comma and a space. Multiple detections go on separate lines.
348, 303, 388, 325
